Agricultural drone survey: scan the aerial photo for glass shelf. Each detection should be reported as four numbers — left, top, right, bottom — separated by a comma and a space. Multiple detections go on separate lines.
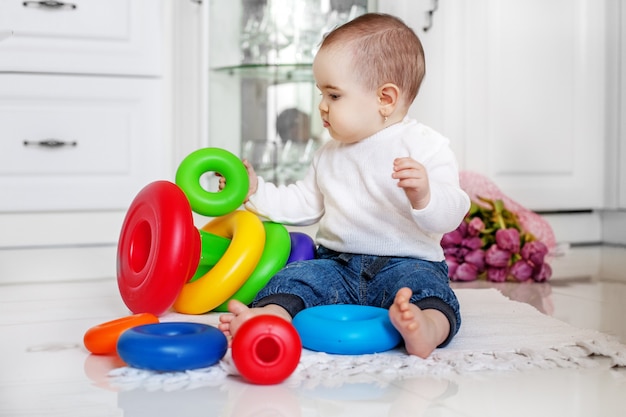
208, 1, 373, 185
212, 63, 313, 83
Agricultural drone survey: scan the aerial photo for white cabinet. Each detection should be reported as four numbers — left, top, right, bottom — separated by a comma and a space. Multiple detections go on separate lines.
0, 0, 161, 76
601, 0, 626, 246
0, 0, 166, 282
463, 0, 606, 211
0, 74, 163, 212
385, 0, 608, 212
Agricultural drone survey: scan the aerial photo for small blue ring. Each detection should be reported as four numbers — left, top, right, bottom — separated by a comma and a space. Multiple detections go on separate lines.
117, 322, 227, 371
292, 305, 401, 355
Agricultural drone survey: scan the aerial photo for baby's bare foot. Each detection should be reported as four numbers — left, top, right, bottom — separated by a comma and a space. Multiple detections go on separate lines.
218, 300, 250, 339
389, 288, 450, 358
218, 300, 291, 340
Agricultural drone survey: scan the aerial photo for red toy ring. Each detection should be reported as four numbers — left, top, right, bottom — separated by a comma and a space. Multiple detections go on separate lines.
117, 181, 201, 316
231, 315, 302, 385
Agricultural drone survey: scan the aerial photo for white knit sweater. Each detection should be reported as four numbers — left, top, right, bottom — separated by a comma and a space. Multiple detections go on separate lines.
245, 118, 470, 261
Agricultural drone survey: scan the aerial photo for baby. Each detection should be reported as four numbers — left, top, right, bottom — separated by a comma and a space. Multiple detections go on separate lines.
219, 13, 470, 358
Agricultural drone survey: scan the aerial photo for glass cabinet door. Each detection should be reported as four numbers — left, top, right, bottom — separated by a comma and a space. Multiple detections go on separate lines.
208, 0, 373, 185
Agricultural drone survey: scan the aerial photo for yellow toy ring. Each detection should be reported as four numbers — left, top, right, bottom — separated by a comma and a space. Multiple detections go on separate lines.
213, 221, 291, 312
173, 210, 265, 314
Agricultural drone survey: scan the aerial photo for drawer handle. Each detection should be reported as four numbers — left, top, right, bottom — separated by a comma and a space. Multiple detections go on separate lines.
23, 139, 78, 148
22, 1, 77, 10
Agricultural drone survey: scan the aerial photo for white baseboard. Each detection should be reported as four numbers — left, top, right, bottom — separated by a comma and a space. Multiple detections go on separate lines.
0, 211, 123, 284
601, 210, 626, 245
540, 211, 602, 245
0, 245, 116, 284
0, 210, 620, 285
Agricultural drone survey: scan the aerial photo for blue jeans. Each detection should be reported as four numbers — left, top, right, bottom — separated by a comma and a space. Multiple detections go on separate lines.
252, 246, 461, 347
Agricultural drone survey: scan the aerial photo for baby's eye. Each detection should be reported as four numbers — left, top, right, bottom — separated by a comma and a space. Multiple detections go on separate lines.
328, 93, 340, 100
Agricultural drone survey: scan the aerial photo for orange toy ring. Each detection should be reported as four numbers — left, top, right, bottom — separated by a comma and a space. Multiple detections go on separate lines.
83, 313, 159, 355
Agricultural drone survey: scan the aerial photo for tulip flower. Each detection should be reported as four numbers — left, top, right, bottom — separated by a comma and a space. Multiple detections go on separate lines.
495, 228, 520, 253
445, 256, 459, 278
521, 240, 548, 266
464, 249, 486, 272
486, 267, 508, 282
457, 221, 468, 237
455, 262, 479, 281
510, 259, 533, 282
441, 229, 463, 248
485, 245, 511, 268
467, 217, 485, 237
443, 247, 461, 258
532, 263, 552, 282
462, 237, 483, 251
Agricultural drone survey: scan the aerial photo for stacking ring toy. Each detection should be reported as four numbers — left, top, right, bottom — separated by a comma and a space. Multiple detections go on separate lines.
214, 222, 291, 312
292, 305, 402, 355
117, 181, 232, 315
83, 313, 159, 355
117, 322, 227, 372
287, 232, 316, 263
232, 315, 302, 385
173, 210, 265, 314
117, 181, 200, 316
176, 148, 249, 217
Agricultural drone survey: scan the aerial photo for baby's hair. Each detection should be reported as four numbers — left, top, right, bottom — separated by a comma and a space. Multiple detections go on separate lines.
320, 13, 425, 105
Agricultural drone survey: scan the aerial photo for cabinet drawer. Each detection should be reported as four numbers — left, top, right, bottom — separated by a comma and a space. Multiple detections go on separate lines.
0, 74, 165, 212
1, 106, 129, 177
0, 0, 161, 76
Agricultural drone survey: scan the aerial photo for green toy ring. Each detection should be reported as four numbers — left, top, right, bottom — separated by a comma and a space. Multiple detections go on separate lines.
176, 148, 249, 217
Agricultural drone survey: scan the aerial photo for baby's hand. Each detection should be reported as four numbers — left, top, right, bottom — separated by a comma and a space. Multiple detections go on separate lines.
218, 159, 259, 202
392, 157, 431, 210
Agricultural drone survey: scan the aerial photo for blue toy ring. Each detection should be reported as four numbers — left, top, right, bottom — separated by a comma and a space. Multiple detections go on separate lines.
117, 322, 228, 371
292, 305, 402, 355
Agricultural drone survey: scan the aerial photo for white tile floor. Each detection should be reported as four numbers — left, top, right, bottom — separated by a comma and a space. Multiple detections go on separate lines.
1, 245, 625, 417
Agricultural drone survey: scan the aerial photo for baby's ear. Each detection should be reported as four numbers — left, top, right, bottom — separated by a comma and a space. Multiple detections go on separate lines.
377, 83, 400, 113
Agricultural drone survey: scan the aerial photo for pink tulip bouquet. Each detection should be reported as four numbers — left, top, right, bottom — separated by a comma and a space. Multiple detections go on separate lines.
443, 172, 556, 283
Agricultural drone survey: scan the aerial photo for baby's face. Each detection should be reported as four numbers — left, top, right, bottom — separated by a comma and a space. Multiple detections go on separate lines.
313, 46, 384, 144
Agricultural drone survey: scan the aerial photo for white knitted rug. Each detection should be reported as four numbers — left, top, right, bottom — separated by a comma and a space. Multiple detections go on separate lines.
108, 288, 626, 391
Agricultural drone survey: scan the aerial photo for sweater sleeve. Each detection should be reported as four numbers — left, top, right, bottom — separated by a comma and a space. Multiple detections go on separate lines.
244, 161, 325, 226
410, 143, 470, 234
